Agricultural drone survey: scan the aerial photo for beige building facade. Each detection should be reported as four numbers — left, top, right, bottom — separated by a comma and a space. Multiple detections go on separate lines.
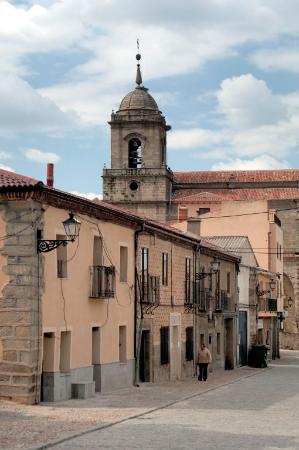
0, 176, 138, 404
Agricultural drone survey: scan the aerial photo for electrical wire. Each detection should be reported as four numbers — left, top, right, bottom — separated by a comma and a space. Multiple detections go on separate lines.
77, 214, 134, 308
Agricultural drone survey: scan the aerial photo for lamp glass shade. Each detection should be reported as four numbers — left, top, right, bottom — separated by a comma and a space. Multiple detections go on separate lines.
211, 260, 220, 272
269, 279, 276, 291
63, 213, 81, 241
288, 297, 293, 307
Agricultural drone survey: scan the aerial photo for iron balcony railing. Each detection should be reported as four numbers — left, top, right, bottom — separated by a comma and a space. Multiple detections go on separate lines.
215, 290, 230, 311
258, 298, 277, 312
89, 265, 115, 298
139, 274, 160, 305
191, 283, 211, 311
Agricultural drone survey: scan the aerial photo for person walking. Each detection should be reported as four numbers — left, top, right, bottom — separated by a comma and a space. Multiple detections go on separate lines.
197, 343, 212, 381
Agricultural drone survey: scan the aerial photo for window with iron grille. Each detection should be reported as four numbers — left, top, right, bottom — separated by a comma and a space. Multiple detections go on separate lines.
185, 327, 193, 361
160, 326, 169, 365
162, 252, 168, 286
185, 257, 191, 304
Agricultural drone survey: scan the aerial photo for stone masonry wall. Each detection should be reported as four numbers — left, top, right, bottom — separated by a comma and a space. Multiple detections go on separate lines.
271, 200, 299, 348
0, 200, 43, 404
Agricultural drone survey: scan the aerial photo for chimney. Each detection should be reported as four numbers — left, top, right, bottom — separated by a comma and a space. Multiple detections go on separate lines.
178, 207, 188, 222
187, 217, 201, 236
47, 163, 54, 187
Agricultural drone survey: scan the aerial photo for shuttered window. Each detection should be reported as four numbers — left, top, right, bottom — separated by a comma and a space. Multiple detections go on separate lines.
160, 326, 169, 365
162, 252, 168, 286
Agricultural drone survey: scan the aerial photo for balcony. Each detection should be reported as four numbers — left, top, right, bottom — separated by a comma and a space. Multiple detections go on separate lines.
215, 290, 230, 312
89, 265, 115, 298
258, 297, 277, 314
140, 274, 160, 305
192, 283, 210, 311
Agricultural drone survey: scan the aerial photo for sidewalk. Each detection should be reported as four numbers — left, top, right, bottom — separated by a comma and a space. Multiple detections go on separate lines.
0, 366, 262, 450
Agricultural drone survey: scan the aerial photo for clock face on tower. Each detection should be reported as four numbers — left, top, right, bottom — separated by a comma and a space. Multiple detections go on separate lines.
129, 180, 139, 191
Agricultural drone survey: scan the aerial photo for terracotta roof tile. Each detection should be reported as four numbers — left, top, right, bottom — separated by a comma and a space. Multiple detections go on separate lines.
174, 169, 299, 184
173, 188, 299, 202
0, 169, 41, 188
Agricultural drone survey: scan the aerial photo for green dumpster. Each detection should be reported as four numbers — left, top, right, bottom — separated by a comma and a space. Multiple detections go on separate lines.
248, 344, 268, 368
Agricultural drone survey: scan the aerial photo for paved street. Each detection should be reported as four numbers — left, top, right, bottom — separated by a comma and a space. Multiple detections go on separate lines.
52, 350, 299, 450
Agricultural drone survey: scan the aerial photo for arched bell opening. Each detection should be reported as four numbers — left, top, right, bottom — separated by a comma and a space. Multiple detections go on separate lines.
128, 138, 142, 169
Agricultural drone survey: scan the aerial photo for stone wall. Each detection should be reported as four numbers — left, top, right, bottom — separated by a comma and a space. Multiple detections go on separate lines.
136, 231, 237, 383
0, 200, 43, 404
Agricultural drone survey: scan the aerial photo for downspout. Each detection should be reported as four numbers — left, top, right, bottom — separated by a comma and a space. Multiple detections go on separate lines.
193, 244, 200, 377
134, 224, 144, 386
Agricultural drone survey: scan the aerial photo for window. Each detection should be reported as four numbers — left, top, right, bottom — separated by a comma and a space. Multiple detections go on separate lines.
119, 326, 127, 362
227, 272, 231, 294
186, 327, 193, 361
162, 252, 168, 286
217, 333, 221, 355
160, 326, 169, 365
57, 234, 67, 278
43, 332, 55, 372
208, 334, 212, 345
120, 246, 128, 282
128, 138, 142, 168
93, 236, 103, 266
185, 257, 191, 303
59, 331, 71, 372
178, 207, 188, 222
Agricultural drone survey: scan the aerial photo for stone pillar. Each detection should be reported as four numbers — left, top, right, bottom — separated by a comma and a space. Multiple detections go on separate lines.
0, 200, 43, 404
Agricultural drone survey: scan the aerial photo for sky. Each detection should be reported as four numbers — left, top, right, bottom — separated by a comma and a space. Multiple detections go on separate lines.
1, 0, 299, 198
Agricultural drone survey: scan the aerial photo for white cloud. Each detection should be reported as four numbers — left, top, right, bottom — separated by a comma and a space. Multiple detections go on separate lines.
211, 155, 289, 171
168, 128, 227, 150
71, 191, 102, 201
251, 47, 299, 74
0, 150, 12, 160
216, 74, 287, 129
0, 164, 15, 172
0, 76, 77, 136
168, 74, 299, 166
2, 0, 298, 127
25, 148, 60, 163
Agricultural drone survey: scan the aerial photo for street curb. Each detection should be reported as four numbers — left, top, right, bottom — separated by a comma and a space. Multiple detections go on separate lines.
28, 368, 268, 450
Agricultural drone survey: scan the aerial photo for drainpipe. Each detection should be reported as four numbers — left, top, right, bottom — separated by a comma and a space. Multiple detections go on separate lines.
134, 224, 144, 386
193, 244, 200, 377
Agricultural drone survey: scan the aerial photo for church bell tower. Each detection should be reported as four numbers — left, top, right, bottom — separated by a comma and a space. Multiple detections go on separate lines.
102, 52, 173, 222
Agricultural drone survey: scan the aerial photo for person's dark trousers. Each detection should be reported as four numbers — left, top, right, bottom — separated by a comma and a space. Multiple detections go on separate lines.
198, 363, 208, 381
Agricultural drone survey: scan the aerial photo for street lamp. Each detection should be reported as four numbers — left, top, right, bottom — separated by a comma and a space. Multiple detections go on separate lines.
195, 259, 220, 280
287, 297, 293, 308
37, 212, 81, 253
256, 278, 276, 297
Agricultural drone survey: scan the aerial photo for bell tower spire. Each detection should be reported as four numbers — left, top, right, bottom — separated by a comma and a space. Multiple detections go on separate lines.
136, 39, 142, 86
103, 44, 173, 222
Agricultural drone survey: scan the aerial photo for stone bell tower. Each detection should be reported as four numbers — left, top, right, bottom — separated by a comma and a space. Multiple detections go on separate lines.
102, 52, 173, 222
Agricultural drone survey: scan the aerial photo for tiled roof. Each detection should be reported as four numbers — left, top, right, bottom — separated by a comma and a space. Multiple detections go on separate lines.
174, 169, 299, 184
173, 188, 299, 202
202, 236, 258, 268
0, 169, 41, 188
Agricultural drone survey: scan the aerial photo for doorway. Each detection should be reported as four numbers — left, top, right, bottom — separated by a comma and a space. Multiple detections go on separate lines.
225, 318, 234, 370
92, 327, 101, 392
239, 311, 248, 366
170, 324, 181, 380
139, 330, 150, 382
